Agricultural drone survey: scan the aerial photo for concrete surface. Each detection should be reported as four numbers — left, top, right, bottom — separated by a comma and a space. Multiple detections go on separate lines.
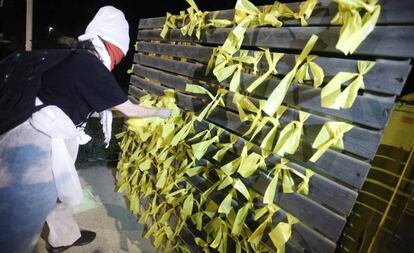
33, 165, 156, 253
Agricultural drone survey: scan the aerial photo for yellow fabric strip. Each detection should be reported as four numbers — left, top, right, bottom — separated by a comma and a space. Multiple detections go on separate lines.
310, 121, 354, 162
294, 55, 324, 88
332, 0, 381, 55
263, 35, 318, 116
268, 213, 299, 253
273, 111, 310, 157
321, 60, 375, 109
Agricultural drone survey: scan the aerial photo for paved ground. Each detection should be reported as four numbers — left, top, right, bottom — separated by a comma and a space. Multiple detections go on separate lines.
33, 165, 156, 253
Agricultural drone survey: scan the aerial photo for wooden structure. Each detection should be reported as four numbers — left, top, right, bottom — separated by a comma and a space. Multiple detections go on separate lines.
125, 0, 414, 252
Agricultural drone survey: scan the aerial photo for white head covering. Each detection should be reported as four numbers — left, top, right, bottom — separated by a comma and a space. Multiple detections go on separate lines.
78, 6, 130, 70
78, 6, 129, 148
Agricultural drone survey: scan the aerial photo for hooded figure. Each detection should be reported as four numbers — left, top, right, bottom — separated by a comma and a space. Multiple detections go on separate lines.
0, 6, 170, 253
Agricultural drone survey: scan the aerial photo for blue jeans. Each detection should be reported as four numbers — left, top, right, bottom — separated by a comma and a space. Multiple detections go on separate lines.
0, 121, 57, 253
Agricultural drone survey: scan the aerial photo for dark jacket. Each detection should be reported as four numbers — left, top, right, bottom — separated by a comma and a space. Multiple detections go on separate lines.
0, 50, 74, 135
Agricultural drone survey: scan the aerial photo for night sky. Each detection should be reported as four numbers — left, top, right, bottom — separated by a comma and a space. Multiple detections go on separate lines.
0, 0, 275, 87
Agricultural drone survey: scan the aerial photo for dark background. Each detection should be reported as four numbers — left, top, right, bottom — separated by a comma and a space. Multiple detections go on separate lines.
0, 0, 275, 88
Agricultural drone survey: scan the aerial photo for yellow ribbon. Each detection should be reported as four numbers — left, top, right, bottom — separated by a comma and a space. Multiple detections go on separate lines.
269, 213, 299, 253
213, 134, 238, 162
293, 0, 318, 26
294, 55, 324, 88
186, 84, 228, 121
321, 60, 375, 109
332, 0, 381, 55
263, 35, 319, 116
213, 50, 257, 92
273, 111, 310, 157
310, 121, 354, 162
248, 203, 280, 250
195, 237, 211, 253
181, 0, 210, 40
246, 49, 284, 93
161, 12, 179, 39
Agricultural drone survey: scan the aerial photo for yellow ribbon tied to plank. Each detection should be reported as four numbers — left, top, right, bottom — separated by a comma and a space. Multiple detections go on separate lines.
269, 213, 299, 253
180, 0, 209, 40
248, 106, 287, 157
274, 111, 310, 157
332, 0, 381, 55
263, 35, 319, 116
246, 49, 284, 93
321, 60, 375, 109
160, 12, 180, 39
294, 55, 324, 88
212, 50, 257, 92
186, 84, 228, 121
248, 204, 280, 250
310, 121, 354, 162
293, 0, 318, 26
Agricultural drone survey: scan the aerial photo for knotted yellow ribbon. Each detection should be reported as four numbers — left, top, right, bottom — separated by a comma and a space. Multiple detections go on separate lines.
293, 0, 318, 26
195, 237, 211, 253
212, 50, 257, 92
310, 121, 354, 162
273, 111, 310, 157
206, 217, 229, 252
332, 0, 381, 55
213, 134, 238, 162
233, 92, 262, 122
192, 135, 219, 160
269, 213, 299, 253
321, 60, 375, 109
248, 106, 287, 157
248, 203, 280, 250
246, 49, 284, 93
186, 84, 228, 121
294, 55, 324, 88
160, 12, 180, 39
263, 35, 319, 116
181, 0, 210, 39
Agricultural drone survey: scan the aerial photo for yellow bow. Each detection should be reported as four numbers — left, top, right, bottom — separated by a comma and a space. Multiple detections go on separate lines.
310, 121, 354, 162
273, 111, 310, 157
321, 60, 375, 109
269, 213, 299, 253
294, 55, 324, 88
246, 49, 284, 93
263, 35, 319, 116
332, 0, 381, 55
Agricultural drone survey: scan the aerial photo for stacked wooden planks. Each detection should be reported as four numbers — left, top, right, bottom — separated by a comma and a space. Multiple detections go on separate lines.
125, 0, 414, 252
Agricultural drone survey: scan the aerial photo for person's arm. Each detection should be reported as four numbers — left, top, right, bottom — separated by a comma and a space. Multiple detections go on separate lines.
113, 99, 171, 119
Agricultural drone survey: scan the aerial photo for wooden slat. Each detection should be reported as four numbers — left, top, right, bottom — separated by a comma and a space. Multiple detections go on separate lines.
133, 54, 386, 155
137, 26, 414, 59
131, 65, 372, 189
134, 53, 396, 130
136, 41, 411, 96
138, 0, 414, 29
132, 74, 355, 228
131, 73, 358, 216
133, 62, 382, 162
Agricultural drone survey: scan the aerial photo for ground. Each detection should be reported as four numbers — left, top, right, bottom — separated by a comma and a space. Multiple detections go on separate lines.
33, 165, 156, 253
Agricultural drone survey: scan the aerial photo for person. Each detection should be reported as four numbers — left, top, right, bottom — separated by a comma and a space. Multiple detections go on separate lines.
0, 6, 171, 253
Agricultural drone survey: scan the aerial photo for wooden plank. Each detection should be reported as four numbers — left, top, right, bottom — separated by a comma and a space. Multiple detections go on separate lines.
200, 141, 347, 241
134, 62, 382, 161
137, 26, 414, 59
138, 0, 414, 29
130, 75, 359, 216
133, 53, 396, 130
130, 66, 372, 189
133, 56, 386, 156
136, 41, 411, 96
187, 167, 335, 253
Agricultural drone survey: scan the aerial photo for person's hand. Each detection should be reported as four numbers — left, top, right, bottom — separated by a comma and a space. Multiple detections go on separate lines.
156, 108, 172, 119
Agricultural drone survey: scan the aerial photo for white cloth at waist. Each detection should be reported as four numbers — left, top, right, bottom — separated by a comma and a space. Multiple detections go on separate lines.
29, 102, 89, 207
